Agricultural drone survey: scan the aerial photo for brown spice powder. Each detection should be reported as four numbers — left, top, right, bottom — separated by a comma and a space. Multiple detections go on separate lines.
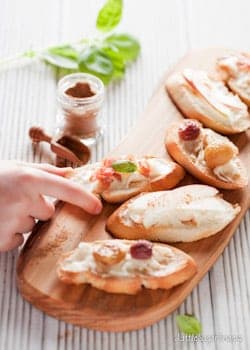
65, 82, 96, 98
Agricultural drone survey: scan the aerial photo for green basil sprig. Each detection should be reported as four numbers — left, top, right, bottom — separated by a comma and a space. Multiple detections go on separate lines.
111, 160, 137, 173
176, 314, 202, 335
78, 46, 114, 85
105, 34, 140, 62
0, 0, 140, 85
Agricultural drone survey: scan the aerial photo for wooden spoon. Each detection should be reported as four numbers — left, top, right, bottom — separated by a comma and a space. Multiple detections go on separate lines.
29, 126, 90, 165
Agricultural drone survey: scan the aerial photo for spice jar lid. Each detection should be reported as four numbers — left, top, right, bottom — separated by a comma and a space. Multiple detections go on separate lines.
57, 73, 104, 108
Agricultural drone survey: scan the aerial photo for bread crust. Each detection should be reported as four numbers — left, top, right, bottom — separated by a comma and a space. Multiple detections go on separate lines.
165, 121, 248, 189
102, 161, 185, 203
68, 157, 185, 204
57, 240, 197, 295
217, 54, 250, 106
107, 209, 162, 241
106, 185, 241, 242
228, 79, 250, 106
166, 71, 250, 134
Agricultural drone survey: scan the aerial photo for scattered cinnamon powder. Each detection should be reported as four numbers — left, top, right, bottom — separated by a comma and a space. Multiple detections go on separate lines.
181, 218, 197, 226
34, 230, 68, 258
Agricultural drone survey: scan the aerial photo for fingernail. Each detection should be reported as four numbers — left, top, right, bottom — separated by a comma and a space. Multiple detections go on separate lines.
62, 167, 74, 176
62, 167, 73, 171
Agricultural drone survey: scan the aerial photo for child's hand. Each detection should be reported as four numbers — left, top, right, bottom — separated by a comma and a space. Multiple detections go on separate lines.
0, 161, 102, 252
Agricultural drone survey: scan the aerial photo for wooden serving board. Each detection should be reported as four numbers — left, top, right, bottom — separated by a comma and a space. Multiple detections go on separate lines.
17, 49, 250, 332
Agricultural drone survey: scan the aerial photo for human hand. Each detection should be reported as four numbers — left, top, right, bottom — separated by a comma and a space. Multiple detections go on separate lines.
0, 161, 102, 252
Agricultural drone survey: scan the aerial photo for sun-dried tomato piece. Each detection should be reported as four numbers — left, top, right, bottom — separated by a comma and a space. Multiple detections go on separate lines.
113, 172, 122, 181
94, 167, 116, 187
138, 159, 150, 177
103, 158, 116, 168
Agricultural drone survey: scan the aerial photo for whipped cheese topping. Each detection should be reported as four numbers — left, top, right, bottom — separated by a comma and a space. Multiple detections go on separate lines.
120, 185, 240, 242
179, 128, 212, 168
203, 127, 232, 145
213, 158, 241, 182
108, 171, 147, 191
196, 129, 241, 182
69, 161, 146, 194
70, 158, 174, 194
108, 158, 173, 191
146, 158, 173, 178
180, 127, 241, 182
218, 55, 241, 76
182, 69, 250, 131
218, 55, 250, 97
233, 75, 250, 96
69, 162, 101, 193
61, 240, 184, 278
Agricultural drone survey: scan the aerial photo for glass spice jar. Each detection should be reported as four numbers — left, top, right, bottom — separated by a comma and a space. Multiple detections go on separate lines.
56, 73, 104, 146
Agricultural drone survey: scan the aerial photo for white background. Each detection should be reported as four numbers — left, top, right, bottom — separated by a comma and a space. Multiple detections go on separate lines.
0, 0, 250, 349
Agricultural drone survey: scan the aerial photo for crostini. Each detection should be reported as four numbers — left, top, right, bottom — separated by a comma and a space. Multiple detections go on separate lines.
217, 53, 250, 106
67, 156, 185, 203
165, 119, 248, 189
106, 185, 241, 243
166, 68, 250, 134
57, 239, 197, 294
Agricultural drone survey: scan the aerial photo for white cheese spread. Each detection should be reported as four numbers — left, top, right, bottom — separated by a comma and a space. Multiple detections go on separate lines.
182, 69, 250, 131
120, 186, 240, 242
69, 162, 101, 193
61, 240, 184, 278
213, 158, 241, 182
70, 158, 174, 194
218, 55, 250, 99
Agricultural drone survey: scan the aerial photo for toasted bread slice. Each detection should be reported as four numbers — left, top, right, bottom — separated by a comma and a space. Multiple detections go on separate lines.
165, 120, 248, 189
217, 53, 250, 106
57, 239, 197, 294
166, 69, 250, 134
106, 185, 241, 243
67, 156, 185, 203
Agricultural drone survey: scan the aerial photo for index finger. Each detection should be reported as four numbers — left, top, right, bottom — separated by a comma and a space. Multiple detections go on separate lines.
33, 170, 102, 214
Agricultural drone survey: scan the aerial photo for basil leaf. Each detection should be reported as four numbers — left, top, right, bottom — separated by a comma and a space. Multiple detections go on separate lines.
111, 160, 137, 173
105, 33, 140, 62
78, 46, 113, 84
41, 51, 78, 70
96, 0, 123, 33
102, 44, 125, 79
48, 45, 79, 60
176, 315, 202, 335
23, 50, 36, 58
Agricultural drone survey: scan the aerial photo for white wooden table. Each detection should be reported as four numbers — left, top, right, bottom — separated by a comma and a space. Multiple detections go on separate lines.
0, 1, 250, 349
